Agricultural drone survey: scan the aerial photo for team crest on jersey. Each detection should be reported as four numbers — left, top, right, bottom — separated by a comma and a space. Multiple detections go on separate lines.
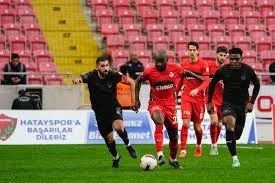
240, 75, 246, 80
169, 72, 174, 77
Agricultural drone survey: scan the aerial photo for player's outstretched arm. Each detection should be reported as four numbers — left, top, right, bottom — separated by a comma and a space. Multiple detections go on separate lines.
123, 76, 136, 107
72, 77, 83, 84
183, 69, 204, 81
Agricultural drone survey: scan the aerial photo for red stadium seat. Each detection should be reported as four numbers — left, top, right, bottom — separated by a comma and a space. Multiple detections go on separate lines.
166, 50, 176, 63
0, 50, 11, 63
14, 0, 32, 9
7, 35, 27, 52
21, 60, 36, 72
117, 9, 135, 27
187, 24, 205, 39
257, 0, 274, 16
216, 0, 234, 14
106, 35, 125, 50
135, 50, 152, 65
18, 9, 36, 25
171, 35, 190, 52
248, 24, 266, 41
23, 23, 42, 37
90, 0, 108, 12
222, 11, 240, 28
17, 50, 32, 62
181, 10, 199, 26
128, 35, 147, 50
208, 24, 225, 39
122, 24, 142, 39
27, 74, 43, 84
0, 0, 10, 9
177, 50, 188, 62
0, 9, 16, 24
268, 24, 275, 44
0, 35, 6, 50
44, 74, 63, 85
233, 36, 251, 51
201, 11, 220, 27
166, 24, 185, 41
199, 50, 216, 62
254, 37, 272, 53
242, 51, 257, 65
100, 24, 119, 36
38, 62, 57, 73
3, 23, 21, 37
243, 11, 261, 28
95, 9, 113, 27
155, 0, 174, 14
146, 24, 165, 42
135, 0, 153, 17
33, 50, 53, 64
260, 51, 275, 68
196, 0, 214, 12
228, 24, 246, 40
264, 11, 275, 27
28, 35, 47, 51
112, 0, 131, 17
213, 36, 231, 49
196, 36, 211, 51
175, 0, 194, 11
151, 36, 169, 51
237, 0, 254, 16
111, 49, 129, 69
161, 11, 179, 27
141, 10, 159, 27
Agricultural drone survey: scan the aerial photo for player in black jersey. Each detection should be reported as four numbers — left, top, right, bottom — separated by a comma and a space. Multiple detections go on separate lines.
73, 56, 138, 168
207, 48, 260, 168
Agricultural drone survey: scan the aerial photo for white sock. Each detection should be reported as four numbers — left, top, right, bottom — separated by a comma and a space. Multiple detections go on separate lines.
113, 154, 120, 160
126, 143, 131, 147
170, 157, 177, 162
212, 143, 217, 148
196, 144, 202, 148
157, 151, 164, 158
232, 155, 238, 161
180, 149, 186, 153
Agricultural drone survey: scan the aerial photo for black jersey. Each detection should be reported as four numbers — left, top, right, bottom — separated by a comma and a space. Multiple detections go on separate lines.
208, 63, 260, 106
81, 70, 124, 113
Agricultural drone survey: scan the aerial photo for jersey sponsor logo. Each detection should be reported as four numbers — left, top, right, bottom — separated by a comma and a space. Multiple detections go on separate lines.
154, 80, 174, 91
0, 114, 17, 141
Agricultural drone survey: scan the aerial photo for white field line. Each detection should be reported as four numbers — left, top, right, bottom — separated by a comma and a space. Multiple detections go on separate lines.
219, 145, 264, 150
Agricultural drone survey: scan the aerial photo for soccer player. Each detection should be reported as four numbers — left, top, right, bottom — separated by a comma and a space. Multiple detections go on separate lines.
207, 48, 260, 167
72, 56, 138, 168
207, 46, 228, 155
177, 41, 210, 158
134, 50, 183, 169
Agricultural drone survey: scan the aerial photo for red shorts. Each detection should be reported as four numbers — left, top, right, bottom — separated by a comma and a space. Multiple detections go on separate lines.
181, 100, 205, 123
148, 104, 178, 129
213, 103, 222, 120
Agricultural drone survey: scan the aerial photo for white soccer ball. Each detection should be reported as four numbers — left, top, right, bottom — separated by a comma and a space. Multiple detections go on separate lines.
140, 154, 158, 171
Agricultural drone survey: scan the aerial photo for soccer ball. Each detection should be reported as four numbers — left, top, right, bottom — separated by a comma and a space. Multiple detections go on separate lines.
140, 154, 158, 171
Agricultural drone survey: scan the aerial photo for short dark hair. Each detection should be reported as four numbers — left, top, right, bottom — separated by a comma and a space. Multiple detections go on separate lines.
11, 53, 19, 60
188, 41, 199, 50
153, 50, 167, 61
216, 46, 228, 54
96, 56, 108, 64
229, 47, 243, 57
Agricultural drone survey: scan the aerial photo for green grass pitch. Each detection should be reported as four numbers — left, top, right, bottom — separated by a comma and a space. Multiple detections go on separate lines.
1, 144, 275, 183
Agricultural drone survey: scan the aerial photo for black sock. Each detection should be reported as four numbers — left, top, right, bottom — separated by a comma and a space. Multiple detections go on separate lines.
106, 140, 118, 157
226, 130, 237, 156
117, 129, 130, 146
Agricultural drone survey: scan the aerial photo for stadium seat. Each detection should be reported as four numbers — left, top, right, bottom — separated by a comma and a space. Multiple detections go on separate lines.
21, 60, 36, 72
254, 37, 272, 53
257, 0, 274, 16
187, 24, 205, 39
213, 36, 231, 49
117, 9, 135, 27
222, 11, 240, 28
208, 24, 225, 39
260, 51, 275, 68
242, 51, 257, 65
216, 0, 234, 14
175, 0, 194, 12
161, 11, 179, 27
233, 36, 251, 51
27, 74, 43, 84
23, 23, 42, 37
18, 9, 36, 25
17, 50, 32, 62
155, 0, 174, 15
3, 23, 21, 37
100, 24, 119, 36
128, 35, 147, 50
33, 50, 53, 64
0, 35, 6, 50
171, 35, 190, 52
0, 9, 16, 24
166, 24, 185, 42
250, 62, 264, 73
0, 50, 11, 63
135, 0, 153, 17
146, 24, 165, 42
181, 10, 199, 26
0, 0, 10, 10
44, 74, 63, 85
14, 0, 32, 10
196, 0, 214, 12
248, 24, 266, 41
95, 9, 113, 28
166, 50, 176, 63
177, 50, 188, 62
38, 62, 57, 73
196, 36, 211, 51
28, 35, 47, 51
7, 35, 27, 52
122, 24, 142, 39
112, 0, 131, 17
237, 0, 254, 16
201, 11, 220, 27
264, 11, 275, 28
268, 24, 275, 44
243, 11, 261, 28
141, 10, 159, 27
111, 49, 129, 69
106, 35, 125, 50
135, 50, 152, 65
151, 36, 170, 51
227, 24, 246, 40
90, 0, 108, 12
199, 50, 216, 62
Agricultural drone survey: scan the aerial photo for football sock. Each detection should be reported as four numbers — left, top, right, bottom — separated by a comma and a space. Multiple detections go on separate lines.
210, 123, 217, 144
234, 125, 244, 140
157, 151, 164, 158
169, 139, 178, 160
180, 125, 188, 150
226, 130, 237, 156
106, 140, 118, 158
195, 128, 203, 146
154, 124, 164, 152
117, 129, 130, 146
232, 155, 238, 161
216, 124, 222, 142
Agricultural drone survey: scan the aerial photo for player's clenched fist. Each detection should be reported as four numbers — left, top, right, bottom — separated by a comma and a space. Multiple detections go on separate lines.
72, 78, 82, 84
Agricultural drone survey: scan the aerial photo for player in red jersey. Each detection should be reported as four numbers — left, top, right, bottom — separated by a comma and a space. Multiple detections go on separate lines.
134, 50, 183, 169
207, 46, 228, 155
177, 41, 210, 158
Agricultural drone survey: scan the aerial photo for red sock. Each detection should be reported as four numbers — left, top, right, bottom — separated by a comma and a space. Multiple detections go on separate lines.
154, 124, 163, 152
210, 123, 217, 144
169, 139, 178, 159
195, 128, 203, 146
180, 125, 188, 150
216, 124, 222, 143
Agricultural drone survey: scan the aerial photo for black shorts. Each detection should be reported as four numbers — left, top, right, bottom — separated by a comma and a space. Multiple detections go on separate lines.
95, 107, 123, 138
222, 103, 246, 128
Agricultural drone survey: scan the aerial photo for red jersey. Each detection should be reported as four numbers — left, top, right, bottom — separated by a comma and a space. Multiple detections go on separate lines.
180, 59, 209, 103
141, 63, 182, 106
208, 61, 223, 105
